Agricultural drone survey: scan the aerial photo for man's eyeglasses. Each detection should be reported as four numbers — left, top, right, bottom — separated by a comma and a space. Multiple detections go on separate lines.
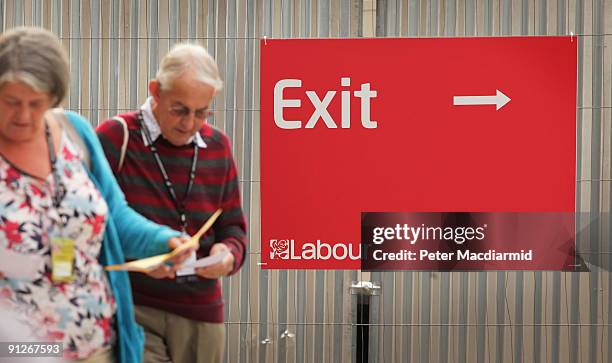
168, 105, 214, 120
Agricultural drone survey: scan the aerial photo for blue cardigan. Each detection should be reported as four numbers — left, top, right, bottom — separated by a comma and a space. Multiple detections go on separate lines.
66, 111, 180, 363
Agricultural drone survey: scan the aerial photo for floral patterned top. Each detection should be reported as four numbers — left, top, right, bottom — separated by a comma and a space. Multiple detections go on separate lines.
0, 131, 115, 360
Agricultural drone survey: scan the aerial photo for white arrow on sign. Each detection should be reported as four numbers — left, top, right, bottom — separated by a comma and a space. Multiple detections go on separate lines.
453, 89, 511, 111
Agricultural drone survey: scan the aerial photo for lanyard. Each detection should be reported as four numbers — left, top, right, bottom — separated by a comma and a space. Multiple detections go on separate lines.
46, 120, 75, 283
137, 111, 198, 232
45, 120, 66, 210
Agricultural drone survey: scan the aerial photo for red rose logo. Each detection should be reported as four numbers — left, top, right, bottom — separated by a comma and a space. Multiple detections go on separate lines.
270, 239, 289, 259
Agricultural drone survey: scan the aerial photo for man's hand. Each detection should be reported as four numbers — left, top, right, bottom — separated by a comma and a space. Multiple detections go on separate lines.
144, 235, 198, 279
195, 243, 234, 279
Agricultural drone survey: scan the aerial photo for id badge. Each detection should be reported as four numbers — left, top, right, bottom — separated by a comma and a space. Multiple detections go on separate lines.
51, 237, 75, 283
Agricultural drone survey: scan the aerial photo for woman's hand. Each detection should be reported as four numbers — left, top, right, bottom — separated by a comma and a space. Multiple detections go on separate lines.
145, 264, 175, 279
166, 235, 199, 266
145, 235, 199, 279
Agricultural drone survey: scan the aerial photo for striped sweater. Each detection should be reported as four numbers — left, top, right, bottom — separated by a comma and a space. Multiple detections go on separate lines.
96, 111, 247, 323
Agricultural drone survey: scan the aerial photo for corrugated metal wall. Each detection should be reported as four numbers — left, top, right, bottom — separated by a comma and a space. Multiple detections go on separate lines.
1, 1, 610, 362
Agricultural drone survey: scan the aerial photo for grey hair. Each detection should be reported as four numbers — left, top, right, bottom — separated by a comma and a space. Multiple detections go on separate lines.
0, 27, 69, 107
156, 43, 223, 91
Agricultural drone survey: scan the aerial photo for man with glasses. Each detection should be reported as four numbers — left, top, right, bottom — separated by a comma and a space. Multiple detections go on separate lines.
96, 44, 247, 363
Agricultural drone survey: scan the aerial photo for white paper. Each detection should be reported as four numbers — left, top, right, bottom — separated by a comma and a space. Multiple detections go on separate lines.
176, 251, 197, 277
0, 250, 45, 280
178, 250, 230, 271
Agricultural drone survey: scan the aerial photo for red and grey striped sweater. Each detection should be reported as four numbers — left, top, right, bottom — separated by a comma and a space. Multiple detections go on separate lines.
96, 111, 247, 323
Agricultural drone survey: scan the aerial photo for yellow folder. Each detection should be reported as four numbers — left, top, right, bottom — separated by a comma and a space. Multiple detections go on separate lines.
105, 209, 222, 272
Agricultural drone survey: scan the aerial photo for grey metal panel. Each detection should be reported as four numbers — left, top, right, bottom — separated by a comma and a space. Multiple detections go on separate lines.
402, 271, 413, 362
168, 0, 178, 47
69, 0, 81, 110
428, 0, 438, 36
589, 2, 604, 362
556, 0, 566, 35
301, 0, 311, 37
496, 272, 506, 363
382, 272, 394, 362
255, 9, 268, 363
207, 0, 218, 125
277, 269, 288, 361
0, 0, 4, 31
318, 0, 331, 36
340, 0, 350, 37
464, 0, 475, 36
148, 0, 159, 81
281, 0, 291, 37
225, 0, 236, 148
484, 0, 492, 35
439, 272, 450, 363
208, 1, 222, 129
476, 272, 487, 363
263, 0, 272, 38
420, 272, 431, 363
350, 270, 358, 363
514, 271, 524, 363
239, 1, 256, 362
296, 270, 306, 363
537, 0, 546, 35
501, 0, 511, 35
570, 272, 580, 363
385, 0, 395, 36
108, 0, 120, 116
333, 270, 344, 363
51, 0, 60, 35
89, 0, 100, 126
608, 32, 612, 363
445, 0, 456, 36
258, 267, 269, 363
521, 0, 529, 35
533, 272, 542, 363
13, 0, 22, 26
188, 0, 197, 39
354, 0, 363, 37
551, 272, 561, 363
458, 272, 468, 363
314, 270, 325, 363
376, 0, 386, 36
396, 0, 404, 36
129, 0, 139, 109
221, 3, 236, 359
407, 0, 419, 36
369, 271, 380, 363
33, 0, 42, 26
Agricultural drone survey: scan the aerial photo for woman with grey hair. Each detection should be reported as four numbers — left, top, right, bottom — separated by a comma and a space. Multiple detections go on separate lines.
0, 27, 195, 363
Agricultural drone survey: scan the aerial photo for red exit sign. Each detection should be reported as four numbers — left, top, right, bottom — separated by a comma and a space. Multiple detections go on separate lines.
260, 37, 577, 270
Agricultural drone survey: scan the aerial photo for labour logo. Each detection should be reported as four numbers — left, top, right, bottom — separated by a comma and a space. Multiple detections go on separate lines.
270, 239, 290, 259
